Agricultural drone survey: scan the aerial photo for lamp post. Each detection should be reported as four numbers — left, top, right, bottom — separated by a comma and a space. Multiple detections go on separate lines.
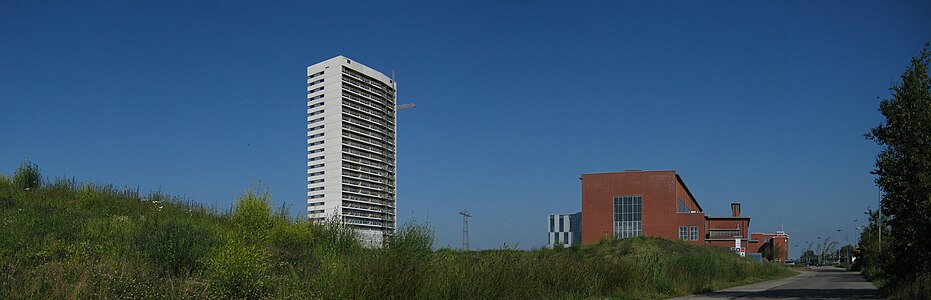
817, 236, 823, 266
837, 229, 843, 264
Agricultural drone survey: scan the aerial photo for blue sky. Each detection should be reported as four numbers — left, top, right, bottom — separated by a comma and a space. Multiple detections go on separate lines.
1, 1, 929, 255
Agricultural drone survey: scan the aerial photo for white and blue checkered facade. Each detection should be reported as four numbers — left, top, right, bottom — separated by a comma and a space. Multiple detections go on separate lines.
548, 212, 581, 247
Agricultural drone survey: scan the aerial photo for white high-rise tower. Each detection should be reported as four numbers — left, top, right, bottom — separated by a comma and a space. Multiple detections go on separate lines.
306, 56, 397, 246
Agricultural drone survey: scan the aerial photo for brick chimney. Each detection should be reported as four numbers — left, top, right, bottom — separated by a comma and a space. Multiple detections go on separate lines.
731, 202, 741, 217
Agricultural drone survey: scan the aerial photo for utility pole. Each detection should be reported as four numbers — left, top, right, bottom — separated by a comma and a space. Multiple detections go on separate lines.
459, 209, 471, 250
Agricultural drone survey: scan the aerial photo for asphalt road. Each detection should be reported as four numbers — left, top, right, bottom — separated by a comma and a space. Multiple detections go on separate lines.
675, 266, 883, 299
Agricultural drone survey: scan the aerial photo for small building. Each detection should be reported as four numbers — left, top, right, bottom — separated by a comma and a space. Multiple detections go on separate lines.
705, 202, 753, 251
548, 212, 581, 247
751, 231, 790, 262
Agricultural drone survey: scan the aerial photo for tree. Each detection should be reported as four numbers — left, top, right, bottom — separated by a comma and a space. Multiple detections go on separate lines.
817, 238, 838, 266
840, 244, 855, 264
855, 209, 890, 273
800, 249, 816, 265
760, 241, 785, 262
866, 43, 931, 283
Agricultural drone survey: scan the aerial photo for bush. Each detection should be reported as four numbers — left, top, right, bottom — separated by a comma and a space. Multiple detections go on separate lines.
385, 221, 434, 259
314, 217, 361, 255
231, 186, 273, 244
206, 239, 271, 299
0, 174, 11, 189
12, 160, 41, 190
269, 219, 318, 266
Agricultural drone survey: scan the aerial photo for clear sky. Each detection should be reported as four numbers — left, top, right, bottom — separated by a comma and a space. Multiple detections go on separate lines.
2, 1, 929, 255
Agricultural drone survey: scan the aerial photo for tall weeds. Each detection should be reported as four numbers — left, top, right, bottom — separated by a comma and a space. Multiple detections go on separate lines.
0, 162, 794, 299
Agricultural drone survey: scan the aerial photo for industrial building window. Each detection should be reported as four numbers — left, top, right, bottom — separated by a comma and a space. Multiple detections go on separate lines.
679, 226, 689, 240
559, 216, 565, 232
563, 232, 569, 243
549, 215, 554, 232
710, 230, 741, 238
613, 195, 643, 239
690, 226, 699, 241
677, 198, 689, 213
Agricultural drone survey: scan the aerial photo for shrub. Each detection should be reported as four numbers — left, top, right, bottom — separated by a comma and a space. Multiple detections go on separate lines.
231, 186, 273, 244
12, 160, 41, 190
206, 239, 271, 299
269, 219, 319, 266
385, 221, 434, 259
0, 174, 11, 189
314, 217, 361, 255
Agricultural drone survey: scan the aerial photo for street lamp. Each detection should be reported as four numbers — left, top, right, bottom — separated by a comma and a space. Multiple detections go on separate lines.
837, 229, 843, 264
816, 237, 826, 266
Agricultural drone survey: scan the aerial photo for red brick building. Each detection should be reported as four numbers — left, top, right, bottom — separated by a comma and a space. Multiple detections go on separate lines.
751, 231, 790, 262
705, 203, 752, 251
581, 170, 706, 244
582, 170, 780, 257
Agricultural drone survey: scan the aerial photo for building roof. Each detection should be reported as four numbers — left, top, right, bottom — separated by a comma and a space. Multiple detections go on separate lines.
581, 169, 677, 176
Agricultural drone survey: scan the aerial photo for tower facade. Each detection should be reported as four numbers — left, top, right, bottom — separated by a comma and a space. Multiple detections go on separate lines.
306, 56, 397, 246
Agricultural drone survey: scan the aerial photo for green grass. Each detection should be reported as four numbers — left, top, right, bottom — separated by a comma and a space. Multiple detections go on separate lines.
0, 163, 794, 299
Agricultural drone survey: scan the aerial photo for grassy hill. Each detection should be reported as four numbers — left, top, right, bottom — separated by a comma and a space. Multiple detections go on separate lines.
0, 162, 794, 299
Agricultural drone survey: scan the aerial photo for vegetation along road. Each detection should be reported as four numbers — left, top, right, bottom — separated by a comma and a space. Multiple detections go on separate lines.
676, 266, 882, 299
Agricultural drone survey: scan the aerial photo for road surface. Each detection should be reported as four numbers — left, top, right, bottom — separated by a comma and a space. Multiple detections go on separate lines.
675, 266, 882, 299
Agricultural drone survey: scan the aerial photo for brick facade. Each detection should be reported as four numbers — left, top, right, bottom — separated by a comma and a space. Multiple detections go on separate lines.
581, 170, 783, 256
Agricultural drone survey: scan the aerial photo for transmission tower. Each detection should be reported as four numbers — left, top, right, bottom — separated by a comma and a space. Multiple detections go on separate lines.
459, 209, 471, 250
